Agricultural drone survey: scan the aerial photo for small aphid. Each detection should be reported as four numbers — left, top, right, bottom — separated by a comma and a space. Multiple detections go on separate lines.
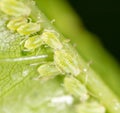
41, 30, 63, 50
17, 22, 41, 35
64, 77, 89, 102
76, 101, 106, 113
54, 49, 80, 76
24, 35, 43, 50
0, 0, 31, 16
7, 17, 27, 31
37, 62, 61, 79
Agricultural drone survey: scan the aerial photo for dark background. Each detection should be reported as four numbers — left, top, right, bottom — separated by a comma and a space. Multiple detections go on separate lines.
69, 0, 120, 62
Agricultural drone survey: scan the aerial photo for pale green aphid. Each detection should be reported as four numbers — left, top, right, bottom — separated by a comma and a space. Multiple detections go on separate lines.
54, 49, 80, 76
7, 17, 28, 31
76, 101, 106, 113
37, 62, 60, 79
64, 77, 89, 102
41, 29, 63, 50
17, 22, 41, 35
24, 35, 43, 50
0, 0, 31, 17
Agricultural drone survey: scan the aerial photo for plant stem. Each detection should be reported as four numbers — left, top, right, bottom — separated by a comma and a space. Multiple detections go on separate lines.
77, 63, 120, 113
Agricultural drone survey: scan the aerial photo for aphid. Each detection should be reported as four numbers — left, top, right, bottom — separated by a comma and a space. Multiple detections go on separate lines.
37, 62, 61, 79
0, 0, 31, 17
76, 101, 106, 113
41, 29, 63, 50
24, 35, 43, 50
64, 77, 89, 102
54, 48, 80, 76
17, 22, 41, 35
7, 17, 28, 31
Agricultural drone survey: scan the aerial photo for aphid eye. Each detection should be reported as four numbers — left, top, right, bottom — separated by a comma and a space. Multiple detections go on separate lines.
41, 30, 63, 50
7, 17, 28, 31
24, 35, 43, 50
17, 22, 41, 35
0, 0, 31, 17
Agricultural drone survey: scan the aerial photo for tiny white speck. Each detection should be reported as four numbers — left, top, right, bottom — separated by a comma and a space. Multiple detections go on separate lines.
83, 68, 87, 72
22, 70, 29, 77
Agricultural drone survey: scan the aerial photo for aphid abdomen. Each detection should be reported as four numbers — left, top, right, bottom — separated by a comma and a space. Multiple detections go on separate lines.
17, 23, 41, 35
76, 101, 106, 113
7, 17, 27, 31
54, 49, 80, 76
41, 30, 63, 50
24, 35, 43, 50
0, 0, 31, 16
64, 77, 89, 102
37, 62, 60, 79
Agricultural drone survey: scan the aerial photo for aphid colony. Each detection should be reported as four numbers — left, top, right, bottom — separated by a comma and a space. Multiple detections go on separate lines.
0, 1, 106, 112
0, 0, 81, 77
0, 0, 85, 98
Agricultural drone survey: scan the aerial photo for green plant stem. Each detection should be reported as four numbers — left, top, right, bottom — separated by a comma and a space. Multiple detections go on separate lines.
77, 62, 120, 113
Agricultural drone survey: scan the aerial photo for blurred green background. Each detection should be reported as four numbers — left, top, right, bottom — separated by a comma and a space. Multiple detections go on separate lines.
69, 0, 120, 63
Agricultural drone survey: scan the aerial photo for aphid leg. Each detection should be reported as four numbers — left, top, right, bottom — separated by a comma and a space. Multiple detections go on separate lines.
50, 19, 56, 24
83, 60, 93, 85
